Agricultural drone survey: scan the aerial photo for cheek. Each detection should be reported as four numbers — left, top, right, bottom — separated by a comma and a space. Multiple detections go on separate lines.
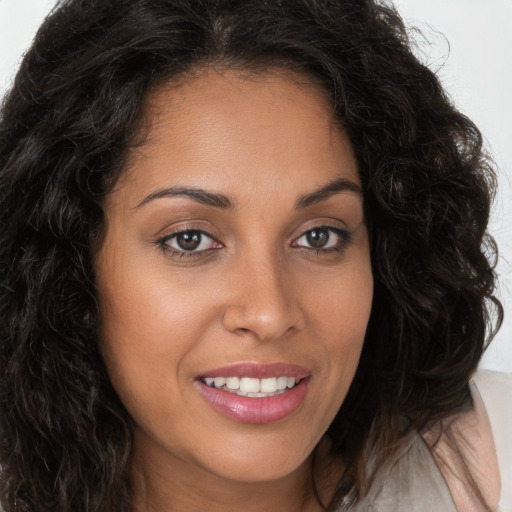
96, 254, 217, 413
308, 255, 373, 344
305, 258, 373, 408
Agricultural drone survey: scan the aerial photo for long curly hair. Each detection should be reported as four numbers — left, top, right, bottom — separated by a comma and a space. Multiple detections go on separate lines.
0, 0, 502, 510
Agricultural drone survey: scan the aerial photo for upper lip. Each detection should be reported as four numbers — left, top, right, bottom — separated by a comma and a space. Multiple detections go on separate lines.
197, 362, 310, 380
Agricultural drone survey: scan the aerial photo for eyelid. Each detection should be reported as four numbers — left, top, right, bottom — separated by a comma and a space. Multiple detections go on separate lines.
291, 225, 352, 252
154, 221, 352, 259
156, 226, 223, 257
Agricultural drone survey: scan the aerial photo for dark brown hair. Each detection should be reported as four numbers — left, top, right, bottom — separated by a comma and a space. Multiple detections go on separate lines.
0, 0, 502, 510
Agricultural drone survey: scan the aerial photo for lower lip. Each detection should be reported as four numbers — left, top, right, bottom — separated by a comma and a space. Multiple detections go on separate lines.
196, 378, 310, 424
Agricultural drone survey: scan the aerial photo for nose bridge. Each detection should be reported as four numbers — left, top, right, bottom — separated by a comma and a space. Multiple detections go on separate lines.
222, 245, 302, 340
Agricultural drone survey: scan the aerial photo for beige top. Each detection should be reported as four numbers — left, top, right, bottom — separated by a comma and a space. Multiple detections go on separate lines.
334, 373, 509, 511
338, 431, 457, 511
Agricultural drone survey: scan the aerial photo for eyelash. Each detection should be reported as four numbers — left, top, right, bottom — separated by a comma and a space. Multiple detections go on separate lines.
292, 226, 352, 254
156, 225, 352, 259
157, 228, 220, 259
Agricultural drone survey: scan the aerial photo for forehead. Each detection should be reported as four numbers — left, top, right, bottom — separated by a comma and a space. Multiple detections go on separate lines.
116, 68, 359, 206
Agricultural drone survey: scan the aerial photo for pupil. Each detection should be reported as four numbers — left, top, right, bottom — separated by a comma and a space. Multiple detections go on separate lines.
307, 229, 329, 248
177, 231, 201, 250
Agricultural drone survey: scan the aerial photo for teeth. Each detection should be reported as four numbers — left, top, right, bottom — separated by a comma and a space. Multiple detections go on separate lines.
276, 376, 288, 390
213, 377, 226, 387
202, 375, 301, 395
240, 378, 260, 393
260, 377, 277, 393
226, 377, 240, 390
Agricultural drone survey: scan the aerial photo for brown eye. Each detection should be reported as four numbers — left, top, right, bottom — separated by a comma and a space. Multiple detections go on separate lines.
161, 230, 220, 254
293, 226, 351, 252
306, 229, 330, 248
175, 231, 202, 250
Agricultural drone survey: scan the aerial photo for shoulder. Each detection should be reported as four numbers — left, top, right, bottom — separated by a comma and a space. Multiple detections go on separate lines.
424, 370, 512, 512
473, 370, 512, 512
344, 430, 457, 511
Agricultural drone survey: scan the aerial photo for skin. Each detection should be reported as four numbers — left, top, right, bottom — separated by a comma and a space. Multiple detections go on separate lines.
95, 68, 374, 512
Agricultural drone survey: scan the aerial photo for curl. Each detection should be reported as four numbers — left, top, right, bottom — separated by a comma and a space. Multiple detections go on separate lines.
0, 1, 502, 509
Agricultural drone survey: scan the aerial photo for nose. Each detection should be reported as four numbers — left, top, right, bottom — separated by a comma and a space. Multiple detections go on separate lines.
222, 253, 305, 341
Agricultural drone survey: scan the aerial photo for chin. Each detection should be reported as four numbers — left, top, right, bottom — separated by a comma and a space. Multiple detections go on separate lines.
210, 456, 309, 484
195, 430, 315, 484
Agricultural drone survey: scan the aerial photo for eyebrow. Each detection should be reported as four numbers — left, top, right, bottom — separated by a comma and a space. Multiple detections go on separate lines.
135, 176, 362, 210
135, 186, 234, 210
295, 177, 362, 209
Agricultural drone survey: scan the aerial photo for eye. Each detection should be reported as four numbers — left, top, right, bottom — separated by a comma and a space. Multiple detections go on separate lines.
159, 229, 221, 255
292, 227, 350, 252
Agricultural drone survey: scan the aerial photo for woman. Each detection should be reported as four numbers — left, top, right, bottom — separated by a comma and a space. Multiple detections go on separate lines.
0, 0, 504, 510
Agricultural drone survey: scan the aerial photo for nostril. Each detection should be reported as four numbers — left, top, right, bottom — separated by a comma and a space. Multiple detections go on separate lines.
232, 327, 251, 336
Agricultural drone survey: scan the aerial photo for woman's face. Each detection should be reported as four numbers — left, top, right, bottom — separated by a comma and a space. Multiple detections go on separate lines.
96, 69, 373, 485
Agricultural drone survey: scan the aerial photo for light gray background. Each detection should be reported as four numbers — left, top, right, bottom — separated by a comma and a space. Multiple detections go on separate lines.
1, 0, 510, 372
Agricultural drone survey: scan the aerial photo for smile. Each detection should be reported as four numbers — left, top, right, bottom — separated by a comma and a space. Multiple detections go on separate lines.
200, 376, 300, 397
196, 363, 310, 423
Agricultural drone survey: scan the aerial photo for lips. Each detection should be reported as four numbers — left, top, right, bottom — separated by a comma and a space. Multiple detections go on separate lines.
195, 362, 311, 424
